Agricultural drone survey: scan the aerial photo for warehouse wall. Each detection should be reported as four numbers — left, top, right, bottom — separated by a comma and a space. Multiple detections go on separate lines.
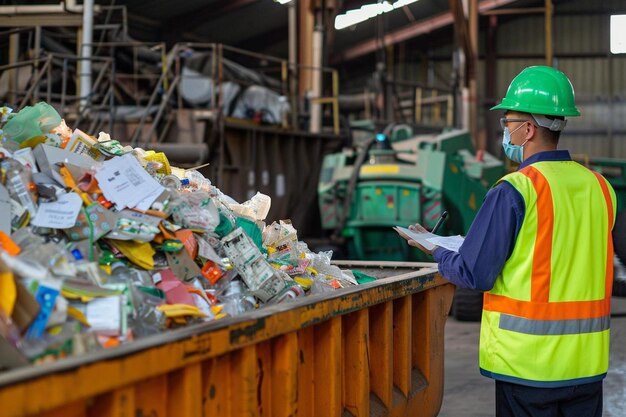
337, 1, 626, 159
486, 0, 626, 159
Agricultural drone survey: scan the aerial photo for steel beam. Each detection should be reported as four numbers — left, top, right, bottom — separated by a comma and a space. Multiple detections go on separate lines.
331, 0, 520, 63
0, 15, 83, 27
482, 7, 545, 15
0, 4, 100, 27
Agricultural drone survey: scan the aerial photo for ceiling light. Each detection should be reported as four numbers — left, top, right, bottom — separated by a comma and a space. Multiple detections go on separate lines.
335, 0, 420, 30
611, 15, 626, 53
275, 0, 292, 4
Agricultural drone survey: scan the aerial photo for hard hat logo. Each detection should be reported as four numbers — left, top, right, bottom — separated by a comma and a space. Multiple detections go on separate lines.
490, 66, 581, 117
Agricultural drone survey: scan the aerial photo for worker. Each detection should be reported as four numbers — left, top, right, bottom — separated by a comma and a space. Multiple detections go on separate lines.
399, 66, 616, 417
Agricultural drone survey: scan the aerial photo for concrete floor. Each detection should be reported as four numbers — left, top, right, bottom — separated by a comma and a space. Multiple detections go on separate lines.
438, 296, 626, 417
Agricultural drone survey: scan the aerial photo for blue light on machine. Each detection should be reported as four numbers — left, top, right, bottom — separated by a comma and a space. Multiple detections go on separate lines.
376, 133, 386, 142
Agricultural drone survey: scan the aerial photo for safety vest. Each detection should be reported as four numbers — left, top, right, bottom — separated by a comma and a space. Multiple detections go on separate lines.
479, 160, 616, 388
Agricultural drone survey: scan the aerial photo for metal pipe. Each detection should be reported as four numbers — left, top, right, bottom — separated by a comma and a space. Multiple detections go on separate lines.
288, 0, 297, 129
288, 1, 296, 71
0, 5, 71, 14
310, 21, 323, 134
80, 0, 94, 108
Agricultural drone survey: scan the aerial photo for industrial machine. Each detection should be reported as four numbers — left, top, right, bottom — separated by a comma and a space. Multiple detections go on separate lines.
318, 125, 504, 320
589, 158, 626, 297
318, 125, 503, 260
319, 126, 626, 320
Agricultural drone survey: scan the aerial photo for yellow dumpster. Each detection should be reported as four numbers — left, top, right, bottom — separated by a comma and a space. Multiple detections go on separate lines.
0, 261, 454, 417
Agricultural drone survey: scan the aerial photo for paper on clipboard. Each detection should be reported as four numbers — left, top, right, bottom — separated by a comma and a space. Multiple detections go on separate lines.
393, 226, 437, 251
426, 235, 465, 252
394, 226, 465, 253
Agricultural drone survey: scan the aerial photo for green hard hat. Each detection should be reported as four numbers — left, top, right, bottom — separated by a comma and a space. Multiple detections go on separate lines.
491, 66, 581, 117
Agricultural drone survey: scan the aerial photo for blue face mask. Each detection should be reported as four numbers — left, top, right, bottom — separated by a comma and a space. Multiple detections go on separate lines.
502, 124, 528, 163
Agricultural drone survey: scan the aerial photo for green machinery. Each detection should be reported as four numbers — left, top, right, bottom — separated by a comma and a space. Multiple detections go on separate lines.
318, 131, 626, 299
318, 127, 504, 261
588, 158, 626, 297
318, 128, 626, 320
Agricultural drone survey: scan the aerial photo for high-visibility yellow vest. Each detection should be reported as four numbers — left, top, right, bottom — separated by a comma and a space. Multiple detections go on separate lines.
479, 160, 616, 387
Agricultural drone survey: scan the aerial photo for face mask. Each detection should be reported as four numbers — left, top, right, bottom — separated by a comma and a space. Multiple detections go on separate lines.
502, 123, 528, 163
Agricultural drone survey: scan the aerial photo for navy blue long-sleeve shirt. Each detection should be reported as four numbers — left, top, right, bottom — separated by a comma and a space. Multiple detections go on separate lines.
432, 150, 572, 290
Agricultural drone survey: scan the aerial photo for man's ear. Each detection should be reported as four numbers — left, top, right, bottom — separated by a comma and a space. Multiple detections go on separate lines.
524, 121, 536, 141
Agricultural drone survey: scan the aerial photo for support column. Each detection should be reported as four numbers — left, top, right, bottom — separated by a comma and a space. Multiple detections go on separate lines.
545, 0, 553, 67
80, 0, 94, 108
288, 1, 297, 129
310, 16, 323, 133
450, 0, 474, 139
298, 0, 314, 97
299, 0, 335, 134
468, 0, 480, 148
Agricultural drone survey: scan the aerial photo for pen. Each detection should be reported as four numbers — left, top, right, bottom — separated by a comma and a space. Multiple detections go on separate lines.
431, 211, 448, 234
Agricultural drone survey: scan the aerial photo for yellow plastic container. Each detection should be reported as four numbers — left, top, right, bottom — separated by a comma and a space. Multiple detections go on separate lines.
0, 261, 454, 417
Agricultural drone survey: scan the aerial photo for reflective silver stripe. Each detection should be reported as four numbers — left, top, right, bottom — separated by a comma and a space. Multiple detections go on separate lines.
499, 314, 610, 335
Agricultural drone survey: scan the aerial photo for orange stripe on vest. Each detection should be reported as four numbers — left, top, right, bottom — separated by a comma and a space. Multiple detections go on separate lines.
592, 171, 615, 296
484, 166, 613, 320
523, 166, 554, 303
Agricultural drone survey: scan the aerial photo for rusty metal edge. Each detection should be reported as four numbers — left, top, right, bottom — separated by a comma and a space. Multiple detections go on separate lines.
0, 262, 440, 388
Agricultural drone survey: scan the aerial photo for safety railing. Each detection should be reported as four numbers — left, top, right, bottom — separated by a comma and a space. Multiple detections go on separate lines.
414, 86, 454, 128
129, 42, 342, 147
0, 53, 115, 134
383, 78, 454, 128
86, 41, 167, 108
0, 37, 342, 147
305, 63, 341, 135
95, 4, 129, 39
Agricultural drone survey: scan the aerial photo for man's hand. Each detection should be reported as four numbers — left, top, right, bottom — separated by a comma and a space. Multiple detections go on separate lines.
395, 223, 435, 256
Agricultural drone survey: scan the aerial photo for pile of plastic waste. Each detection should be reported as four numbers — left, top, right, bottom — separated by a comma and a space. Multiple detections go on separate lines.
0, 102, 374, 370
